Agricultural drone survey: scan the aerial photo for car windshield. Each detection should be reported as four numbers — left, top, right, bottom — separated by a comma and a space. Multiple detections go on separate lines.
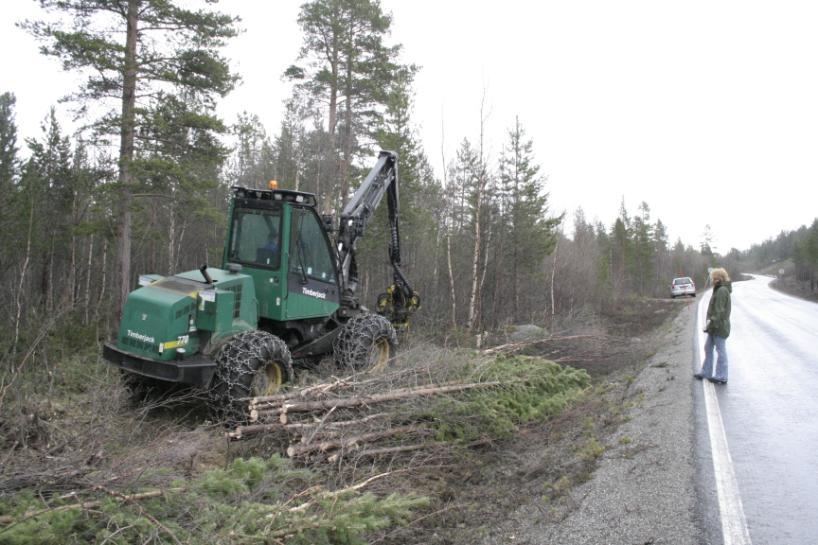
673, 277, 693, 285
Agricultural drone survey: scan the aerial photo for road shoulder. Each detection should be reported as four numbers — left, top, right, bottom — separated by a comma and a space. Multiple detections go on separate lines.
486, 303, 700, 545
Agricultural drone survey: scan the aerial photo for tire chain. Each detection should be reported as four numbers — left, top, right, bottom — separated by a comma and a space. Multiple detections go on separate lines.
209, 330, 293, 423
333, 313, 398, 371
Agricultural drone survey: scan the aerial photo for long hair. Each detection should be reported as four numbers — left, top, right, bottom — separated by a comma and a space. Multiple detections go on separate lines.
710, 267, 730, 284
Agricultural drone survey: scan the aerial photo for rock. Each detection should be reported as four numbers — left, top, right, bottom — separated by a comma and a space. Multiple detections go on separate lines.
508, 324, 545, 342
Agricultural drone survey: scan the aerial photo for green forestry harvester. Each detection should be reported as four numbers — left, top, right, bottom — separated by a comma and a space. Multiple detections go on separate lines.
103, 151, 420, 420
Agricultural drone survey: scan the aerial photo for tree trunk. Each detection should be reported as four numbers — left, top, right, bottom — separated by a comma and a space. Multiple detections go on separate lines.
490, 225, 503, 329
337, 50, 354, 211
440, 121, 457, 328
477, 213, 493, 331
550, 235, 560, 317
117, 0, 139, 317
446, 230, 457, 327
167, 202, 175, 274
13, 193, 35, 356
84, 236, 94, 325
251, 381, 500, 413
96, 238, 108, 323
46, 235, 55, 313
286, 425, 420, 458
467, 95, 488, 332
467, 197, 481, 332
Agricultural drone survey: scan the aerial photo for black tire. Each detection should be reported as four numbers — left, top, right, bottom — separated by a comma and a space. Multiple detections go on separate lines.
333, 313, 398, 372
209, 330, 294, 424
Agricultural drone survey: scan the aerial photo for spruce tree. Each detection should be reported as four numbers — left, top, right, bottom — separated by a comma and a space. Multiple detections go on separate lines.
0, 92, 17, 194
611, 199, 632, 292
0, 92, 19, 273
497, 117, 560, 319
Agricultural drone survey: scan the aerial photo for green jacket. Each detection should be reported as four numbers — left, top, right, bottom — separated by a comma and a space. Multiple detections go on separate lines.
706, 281, 732, 338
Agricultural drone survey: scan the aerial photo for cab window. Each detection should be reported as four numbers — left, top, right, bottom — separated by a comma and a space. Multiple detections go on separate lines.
290, 208, 336, 283
228, 208, 282, 269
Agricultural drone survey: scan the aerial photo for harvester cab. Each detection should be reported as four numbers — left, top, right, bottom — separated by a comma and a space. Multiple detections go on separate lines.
103, 151, 419, 421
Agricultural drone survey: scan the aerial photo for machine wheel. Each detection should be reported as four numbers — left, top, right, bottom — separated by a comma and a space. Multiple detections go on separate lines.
333, 313, 398, 373
210, 330, 294, 423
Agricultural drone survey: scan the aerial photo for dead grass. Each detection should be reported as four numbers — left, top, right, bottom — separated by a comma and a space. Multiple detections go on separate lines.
771, 277, 818, 303
0, 297, 685, 544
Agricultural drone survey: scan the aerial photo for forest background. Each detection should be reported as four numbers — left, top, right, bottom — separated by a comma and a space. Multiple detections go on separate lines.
1, 0, 816, 381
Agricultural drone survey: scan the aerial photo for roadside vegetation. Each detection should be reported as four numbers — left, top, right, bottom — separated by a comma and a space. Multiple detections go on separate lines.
0, 299, 680, 544
745, 219, 818, 300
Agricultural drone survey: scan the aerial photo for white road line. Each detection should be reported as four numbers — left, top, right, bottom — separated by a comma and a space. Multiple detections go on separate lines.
697, 294, 752, 545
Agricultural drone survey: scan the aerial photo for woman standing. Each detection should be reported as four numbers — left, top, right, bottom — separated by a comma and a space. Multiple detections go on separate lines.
695, 268, 732, 384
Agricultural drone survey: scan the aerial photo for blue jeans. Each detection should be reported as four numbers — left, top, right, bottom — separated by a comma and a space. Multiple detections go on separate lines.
700, 333, 728, 381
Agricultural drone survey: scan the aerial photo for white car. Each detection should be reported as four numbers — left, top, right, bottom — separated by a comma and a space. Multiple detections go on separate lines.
671, 276, 696, 298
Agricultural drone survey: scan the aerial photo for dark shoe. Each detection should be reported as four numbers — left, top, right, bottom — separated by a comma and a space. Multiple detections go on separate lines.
708, 377, 727, 384
693, 374, 704, 380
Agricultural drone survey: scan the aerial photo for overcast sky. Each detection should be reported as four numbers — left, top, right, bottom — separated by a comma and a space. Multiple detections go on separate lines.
3, 0, 818, 252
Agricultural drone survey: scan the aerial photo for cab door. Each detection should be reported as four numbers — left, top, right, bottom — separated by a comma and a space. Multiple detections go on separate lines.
285, 207, 341, 319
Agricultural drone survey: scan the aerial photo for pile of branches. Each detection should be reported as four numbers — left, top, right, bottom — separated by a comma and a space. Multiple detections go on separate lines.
226, 349, 592, 466
228, 369, 500, 463
0, 456, 427, 544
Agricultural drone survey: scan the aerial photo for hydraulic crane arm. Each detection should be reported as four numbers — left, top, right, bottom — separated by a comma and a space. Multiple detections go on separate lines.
336, 150, 419, 325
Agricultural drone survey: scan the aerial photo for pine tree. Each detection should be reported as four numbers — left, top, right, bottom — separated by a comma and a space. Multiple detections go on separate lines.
631, 201, 654, 294
286, 0, 415, 210
24, 0, 238, 314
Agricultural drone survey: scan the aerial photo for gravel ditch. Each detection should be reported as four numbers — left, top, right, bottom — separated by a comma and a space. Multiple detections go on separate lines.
479, 302, 700, 545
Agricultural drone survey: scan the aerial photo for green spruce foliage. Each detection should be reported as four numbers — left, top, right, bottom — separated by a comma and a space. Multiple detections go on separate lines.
428, 356, 590, 442
0, 456, 428, 545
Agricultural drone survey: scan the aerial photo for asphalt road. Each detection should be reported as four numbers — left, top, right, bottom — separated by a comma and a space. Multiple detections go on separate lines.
695, 275, 818, 545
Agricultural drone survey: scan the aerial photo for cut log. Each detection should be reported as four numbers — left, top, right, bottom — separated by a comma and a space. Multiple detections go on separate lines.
248, 379, 471, 411
242, 374, 387, 404
253, 381, 501, 416
226, 422, 281, 440
481, 334, 598, 356
328, 442, 435, 463
286, 425, 421, 458
228, 412, 391, 440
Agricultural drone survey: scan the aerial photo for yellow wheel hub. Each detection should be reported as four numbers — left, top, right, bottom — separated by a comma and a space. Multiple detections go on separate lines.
252, 361, 284, 396
368, 338, 391, 373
